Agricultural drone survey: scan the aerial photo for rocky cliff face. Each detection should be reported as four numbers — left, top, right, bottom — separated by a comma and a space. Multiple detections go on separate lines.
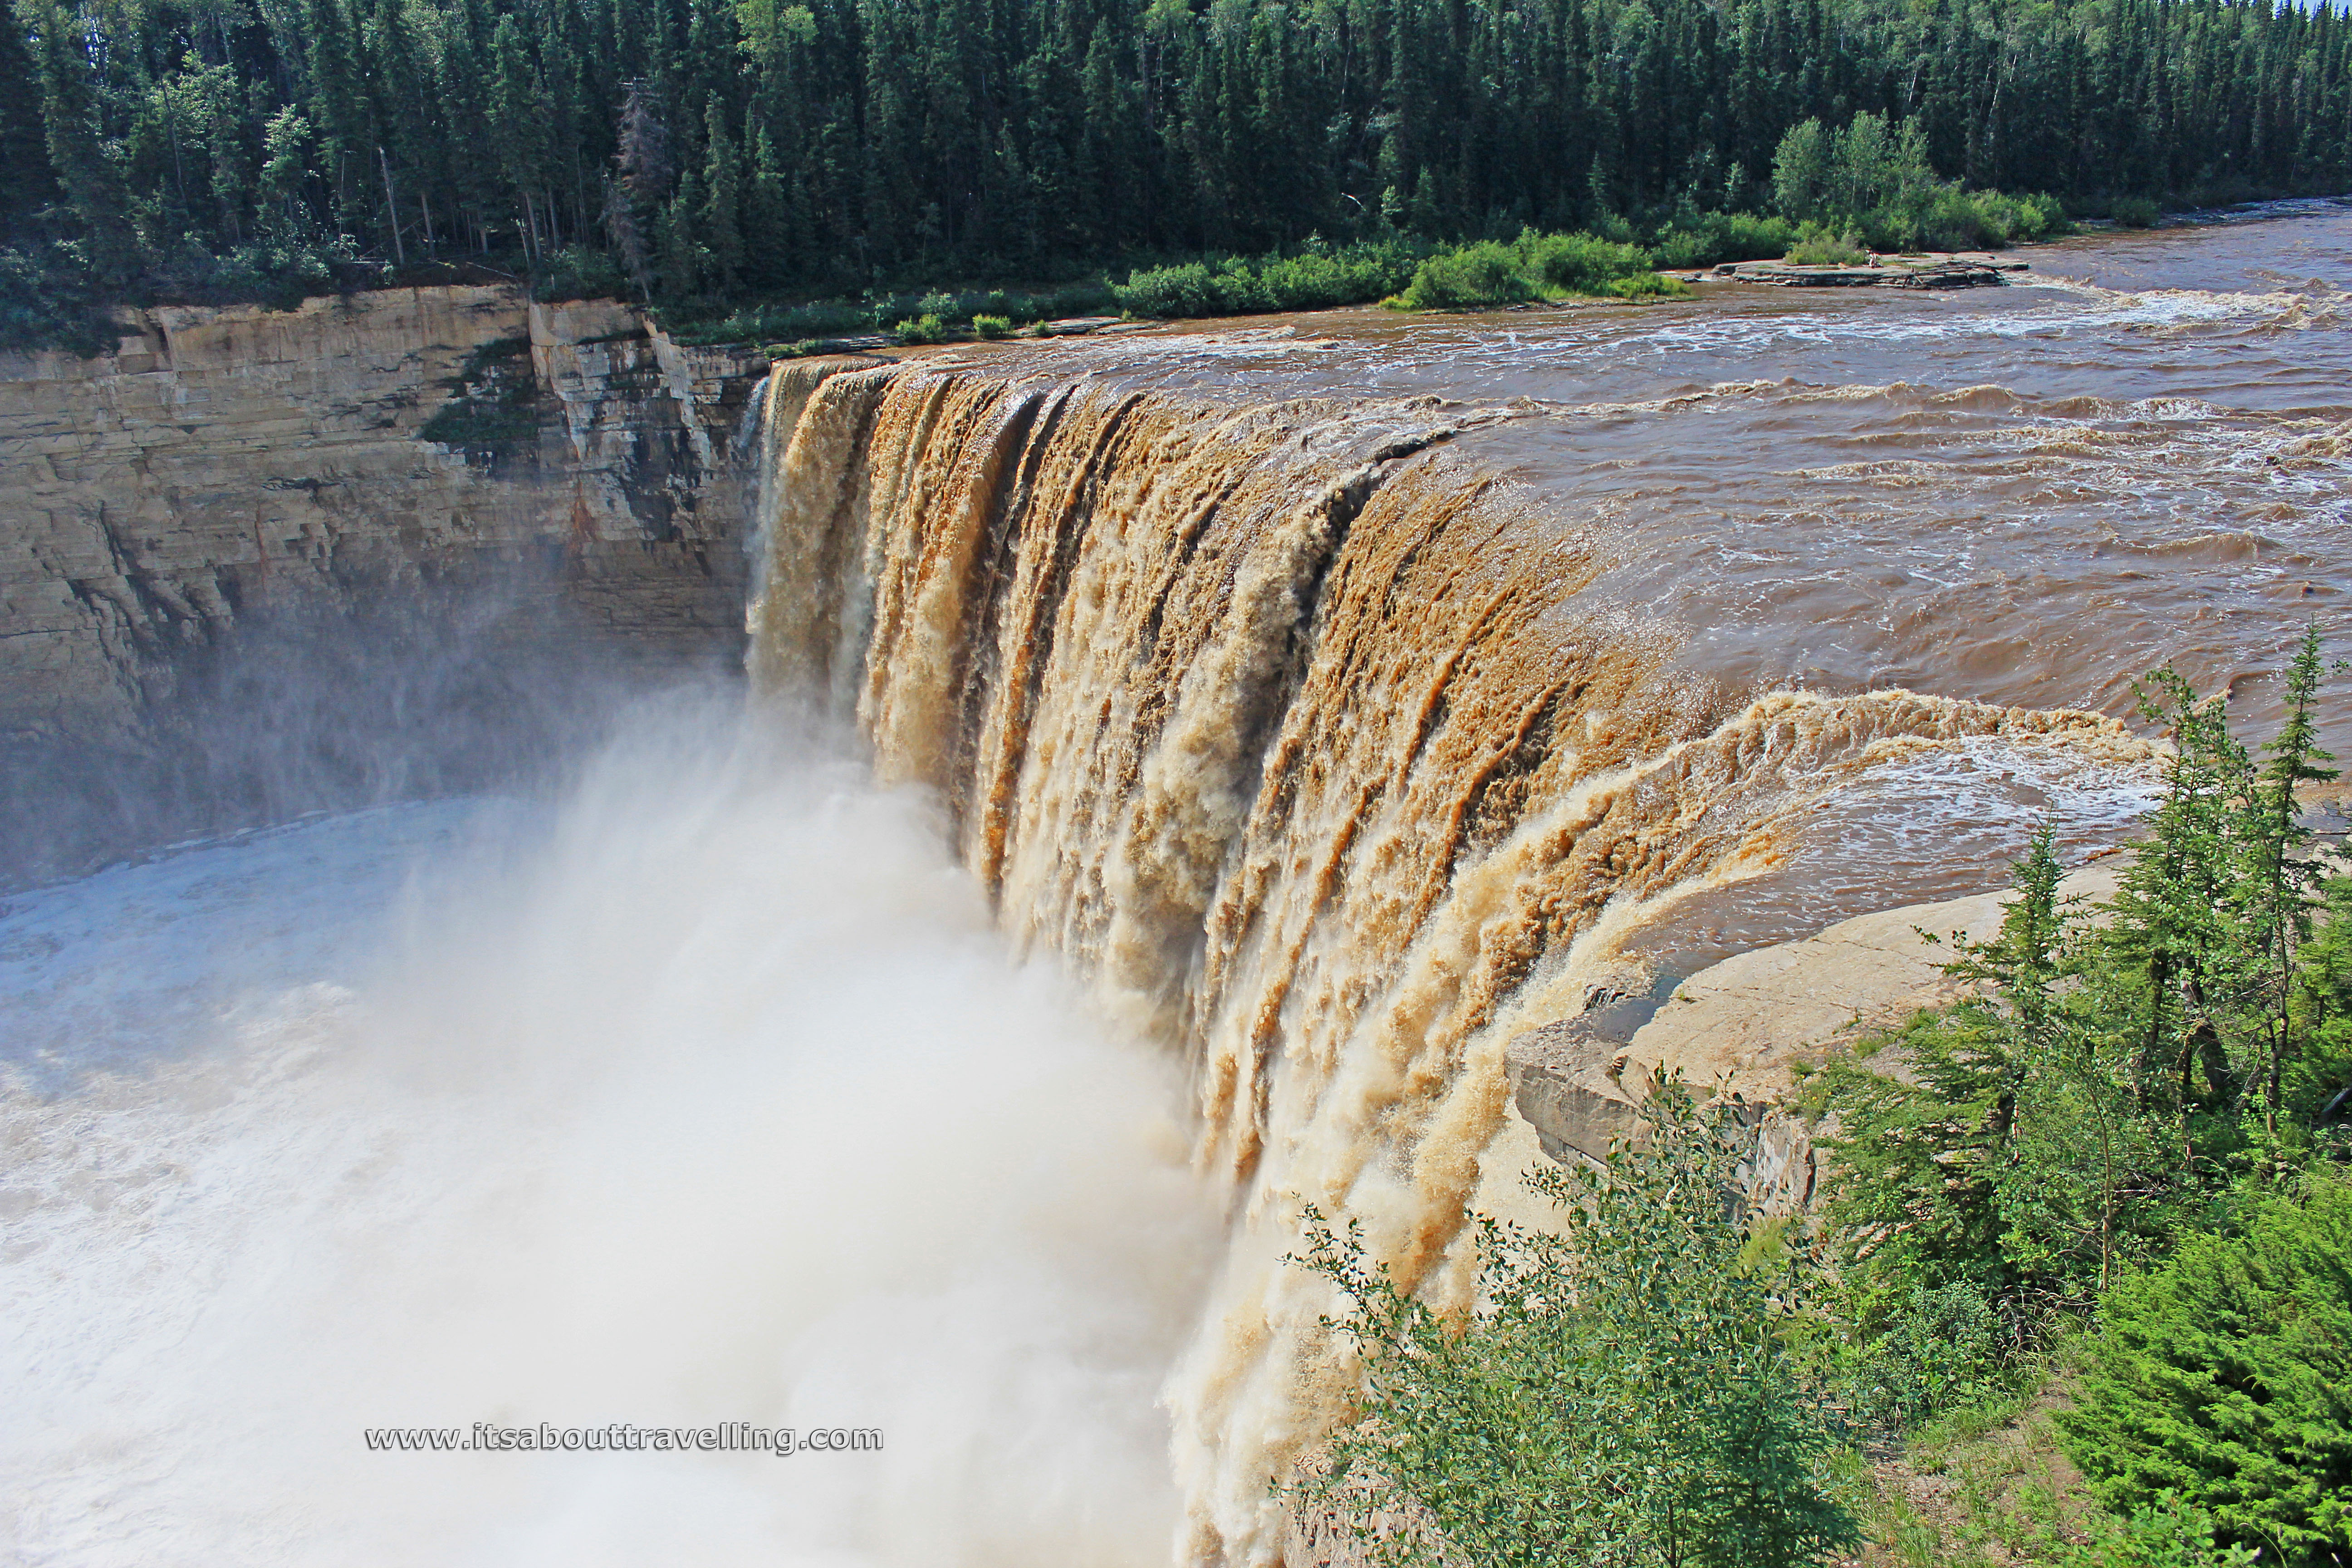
0, 284, 769, 745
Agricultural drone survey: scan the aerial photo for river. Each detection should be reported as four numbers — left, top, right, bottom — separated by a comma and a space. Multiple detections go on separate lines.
3, 202, 2346, 1566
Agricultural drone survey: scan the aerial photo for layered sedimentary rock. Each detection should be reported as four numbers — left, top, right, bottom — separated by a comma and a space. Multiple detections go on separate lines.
0, 285, 767, 744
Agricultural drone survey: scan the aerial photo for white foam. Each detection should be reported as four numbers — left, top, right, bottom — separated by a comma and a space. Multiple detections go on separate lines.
0, 698, 1217, 1567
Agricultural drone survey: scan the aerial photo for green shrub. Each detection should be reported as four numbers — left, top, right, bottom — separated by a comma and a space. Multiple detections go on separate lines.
2047, 1496, 2267, 1568
1516, 228, 1652, 292
1843, 1281, 2015, 1429
1652, 212, 1801, 269
2110, 196, 2161, 228
1115, 241, 1421, 319
970, 313, 1011, 339
891, 312, 946, 345
667, 298, 875, 346
1785, 228, 1870, 265
534, 244, 631, 303
0, 244, 116, 357
1117, 260, 1221, 318
1397, 241, 1533, 309
1291, 1083, 1859, 1568
2058, 1174, 2352, 1567
1605, 271, 1694, 299
2016, 191, 2071, 240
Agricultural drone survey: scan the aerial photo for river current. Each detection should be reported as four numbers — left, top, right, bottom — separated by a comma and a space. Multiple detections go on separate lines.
4, 204, 2346, 1566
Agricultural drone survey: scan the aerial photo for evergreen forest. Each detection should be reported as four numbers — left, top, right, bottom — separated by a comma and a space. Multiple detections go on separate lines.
2, 0, 2350, 347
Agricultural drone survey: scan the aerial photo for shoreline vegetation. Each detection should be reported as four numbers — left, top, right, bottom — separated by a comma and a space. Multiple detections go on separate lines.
745, 113, 2086, 351
1289, 629, 2352, 1568
711, 155, 2087, 356
5, 0, 2349, 355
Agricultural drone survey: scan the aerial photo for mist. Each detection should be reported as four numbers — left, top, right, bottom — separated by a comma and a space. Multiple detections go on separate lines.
0, 571, 735, 892
0, 690, 1220, 1566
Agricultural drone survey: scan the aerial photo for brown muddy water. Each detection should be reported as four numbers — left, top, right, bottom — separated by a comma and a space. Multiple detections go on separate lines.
713, 202, 2352, 1562
4, 201, 2344, 1568
906, 198, 2350, 968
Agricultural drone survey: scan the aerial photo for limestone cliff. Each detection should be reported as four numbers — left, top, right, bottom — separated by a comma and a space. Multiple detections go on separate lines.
0, 285, 769, 745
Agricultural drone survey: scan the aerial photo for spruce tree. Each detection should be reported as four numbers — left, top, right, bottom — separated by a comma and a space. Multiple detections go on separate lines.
23, 0, 140, 286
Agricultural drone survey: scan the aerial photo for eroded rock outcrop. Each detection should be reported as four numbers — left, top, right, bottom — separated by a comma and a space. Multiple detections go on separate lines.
0, 285, 769, 745
1504, 860, 2129, 1207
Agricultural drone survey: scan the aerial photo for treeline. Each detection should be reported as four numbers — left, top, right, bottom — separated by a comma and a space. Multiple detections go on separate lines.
2, 0, 2350, 347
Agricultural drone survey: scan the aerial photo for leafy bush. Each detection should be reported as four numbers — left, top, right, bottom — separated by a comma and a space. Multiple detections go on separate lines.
2048, 1497, 2266, 1568
1770, 110, 2070, 253
891, 312, 947, 344
2110, 196, 2162, 228
1605, 271, 1694, 299
2058, 1174, 2352, 1567
1118, 260, 1223, 317
2017, 192, 2071, 239
1841, 1281, 2015, 1429
1785, 229, 1871, 265
1651, 212, 1802, 269
1516, 229, 1652, 292
0, 244, 117, 357
667, 297, 873, 346
970, 313, 1011, 339
1290, 1084, 1859, 1568
534, 245, 631, 303
1115, 240, 1421, 319
1396, 241, 1534, 309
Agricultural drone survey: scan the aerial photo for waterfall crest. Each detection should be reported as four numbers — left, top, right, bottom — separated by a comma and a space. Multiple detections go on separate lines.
745, 356, 2152, 1563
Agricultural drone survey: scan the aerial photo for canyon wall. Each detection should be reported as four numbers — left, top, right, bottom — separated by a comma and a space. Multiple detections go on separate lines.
0, 284, 770, 745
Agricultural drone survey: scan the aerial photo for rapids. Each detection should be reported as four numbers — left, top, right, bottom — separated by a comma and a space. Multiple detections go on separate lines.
4, 202, 2347, 1567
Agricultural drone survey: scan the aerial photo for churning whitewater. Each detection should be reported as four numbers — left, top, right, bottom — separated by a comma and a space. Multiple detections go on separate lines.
0, 706, 1219, 1567
740, 205, 2345, 1562
5, 206, 2345, 1568
743, 356, 2168, 1563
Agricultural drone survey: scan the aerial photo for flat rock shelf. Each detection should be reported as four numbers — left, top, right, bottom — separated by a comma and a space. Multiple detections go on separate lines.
1689, 252, 2032, 288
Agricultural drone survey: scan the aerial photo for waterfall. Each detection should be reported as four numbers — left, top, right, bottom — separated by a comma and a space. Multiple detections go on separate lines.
744, 356, 2153, 1564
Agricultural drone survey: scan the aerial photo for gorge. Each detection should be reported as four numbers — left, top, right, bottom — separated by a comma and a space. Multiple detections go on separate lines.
3, 202, 2348, 1566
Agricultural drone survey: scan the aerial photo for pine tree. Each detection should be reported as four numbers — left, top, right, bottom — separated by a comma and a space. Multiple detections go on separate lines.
698, 98, 743, 289
23, 0, 140, 285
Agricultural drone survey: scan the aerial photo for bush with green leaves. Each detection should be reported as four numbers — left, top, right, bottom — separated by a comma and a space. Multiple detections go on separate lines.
1515, 230, 1652, 293
1396, 241, 1535, 309
2044, 1495, 2266, 1568
2058, 1173, 2352, 1567
1784, 229, 1870, 265
1838, 1280, 2015, 1429
534, 245, 631, 304
1650, 212, 1802, 269
1116, 240, 1423, 319
1290, 1085, 1858, 1568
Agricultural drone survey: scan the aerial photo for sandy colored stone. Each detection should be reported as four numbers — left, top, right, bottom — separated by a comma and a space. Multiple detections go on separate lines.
1624, 858, 2126, 1100
1504, 859, 2128, 1177
0, 286, 773, 743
